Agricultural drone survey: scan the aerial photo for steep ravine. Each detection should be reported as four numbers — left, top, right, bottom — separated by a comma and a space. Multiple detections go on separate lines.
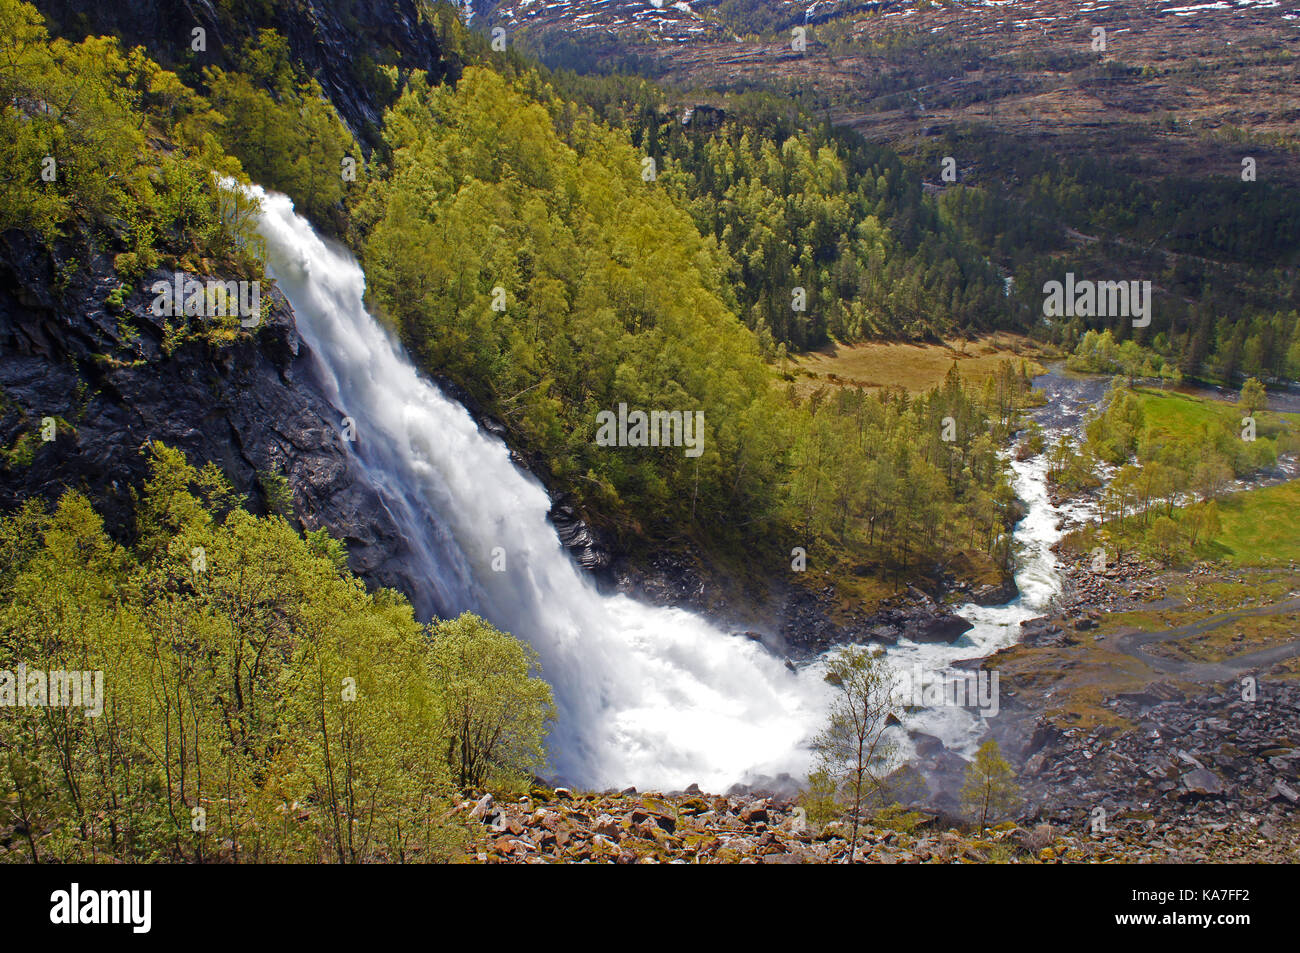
0, 209, 1091, 797
0, 229, 474, 609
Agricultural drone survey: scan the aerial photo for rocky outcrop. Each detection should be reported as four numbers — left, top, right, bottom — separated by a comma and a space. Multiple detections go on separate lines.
0, 230, 448, 618
549, 500, 614, 572
867, 588, 974, 644
967, 578, 1019, 605
608, 546, 709, 609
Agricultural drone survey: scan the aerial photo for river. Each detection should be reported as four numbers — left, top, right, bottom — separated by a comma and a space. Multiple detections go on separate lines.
887, 365, 1108, 757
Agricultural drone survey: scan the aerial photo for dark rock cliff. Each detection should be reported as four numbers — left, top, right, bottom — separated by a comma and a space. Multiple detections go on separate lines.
0, 226, 621, 621
0, 229, 445, 612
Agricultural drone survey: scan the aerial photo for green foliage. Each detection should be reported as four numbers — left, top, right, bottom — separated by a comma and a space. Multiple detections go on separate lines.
358, 66, 788, 542
788, 366, 1026, 575
871, 801, 927, 834
552, 73, 1008, 348
428, 613, 555, 793
6, 0, 1026, 597
811, 645, 900, 861
959, 739, 1019, 829
1085, 380, 1146, 464
258, 467, 295, 519
670, 124, 1007, 348
356, 66, 1025, 581
2, 431, 39, 469
1076, 383, 1298, 564
1068, 330, 1181, 387
929, 120, 1300, 386
1045, 433, 1100, 492
0, 443, 554, 862
305, 527, 349, 571
799, 767, 840, 828
1239, 377, 1267, 417
0, 0, 146, 238
205, 30, 360, 231
0, 0, 260, 269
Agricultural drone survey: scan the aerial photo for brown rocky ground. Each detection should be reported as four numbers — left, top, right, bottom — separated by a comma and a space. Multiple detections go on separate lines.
458, 787, 1300, 863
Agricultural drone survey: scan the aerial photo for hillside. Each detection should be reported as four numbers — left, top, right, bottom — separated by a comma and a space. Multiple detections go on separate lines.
1, 0, 1298, 890
488, 0, 1300, 385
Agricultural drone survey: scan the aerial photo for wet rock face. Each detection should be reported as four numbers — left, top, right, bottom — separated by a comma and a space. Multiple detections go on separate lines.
549, 500, 614, 572
0, 231, 446, 617
607, 545, 710, 610
0, 231, 652, 620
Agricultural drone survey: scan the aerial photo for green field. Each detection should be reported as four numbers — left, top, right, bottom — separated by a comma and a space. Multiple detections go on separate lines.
1141, 386, 1300, 566
1074, 385, 1300, 567
1135, 387, 1299, 445
1212, 480, 1300, 566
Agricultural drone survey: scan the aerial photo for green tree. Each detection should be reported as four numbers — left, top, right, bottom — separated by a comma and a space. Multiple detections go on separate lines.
429, 612, 556, 793
959, 739, 1019, 829
1193, 454, 1233, 502
1185, 500, 1222, 549
0, 444, 551, 862
811, 645, 899, 862
1147, 514, 1183, 562
1238, 377, 1267, 418
206, 30, 357, 228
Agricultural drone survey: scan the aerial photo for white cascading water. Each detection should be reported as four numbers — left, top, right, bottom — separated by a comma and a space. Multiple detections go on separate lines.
888, 454, 1067, 755
892, 374, 1104, 756
252, 186, 831, 792
251, 184, 1102, 791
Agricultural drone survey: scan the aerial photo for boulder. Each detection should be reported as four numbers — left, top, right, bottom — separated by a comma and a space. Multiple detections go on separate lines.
469, 794, 495, 821
1267, 780, 1299, 804
783, 807, 809, 835
905, 610, 974, 644
910, 732, 946, 759
1180, 769, 1226, 799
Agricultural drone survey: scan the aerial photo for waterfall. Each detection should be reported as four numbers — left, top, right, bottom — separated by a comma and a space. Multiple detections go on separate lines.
252, 185, 829, 792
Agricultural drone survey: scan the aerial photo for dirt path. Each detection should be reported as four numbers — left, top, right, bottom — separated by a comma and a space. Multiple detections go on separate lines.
1110, 595, 1300, 681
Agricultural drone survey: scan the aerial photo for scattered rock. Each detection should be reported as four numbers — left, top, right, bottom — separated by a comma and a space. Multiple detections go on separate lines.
469, 794, 495, 821
1180, 768, 1226, 799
